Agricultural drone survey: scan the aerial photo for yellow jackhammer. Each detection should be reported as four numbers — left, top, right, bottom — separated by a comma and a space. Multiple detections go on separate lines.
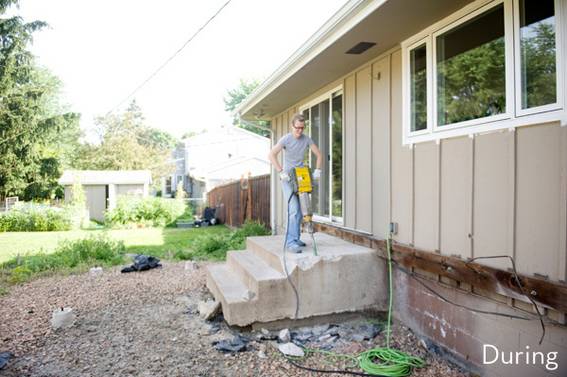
289, 166, 318, 256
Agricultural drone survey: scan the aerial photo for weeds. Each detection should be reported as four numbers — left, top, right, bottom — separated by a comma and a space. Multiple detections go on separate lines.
1, 236, 126, 284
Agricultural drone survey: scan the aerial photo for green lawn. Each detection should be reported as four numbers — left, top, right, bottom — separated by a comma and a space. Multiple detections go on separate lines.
0, 226, 231, 263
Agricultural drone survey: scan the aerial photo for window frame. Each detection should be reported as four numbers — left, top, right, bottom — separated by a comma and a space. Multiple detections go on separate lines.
402, 0, 566, 145
406, 37, 433, 137
298, 85, 344, 225
513, 0, 564, 117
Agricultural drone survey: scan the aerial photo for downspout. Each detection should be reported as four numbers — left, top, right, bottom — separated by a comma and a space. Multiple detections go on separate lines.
238, 114, 276, 234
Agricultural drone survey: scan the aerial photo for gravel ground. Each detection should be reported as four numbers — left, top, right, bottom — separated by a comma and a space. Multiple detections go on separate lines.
0, 261, 471, 377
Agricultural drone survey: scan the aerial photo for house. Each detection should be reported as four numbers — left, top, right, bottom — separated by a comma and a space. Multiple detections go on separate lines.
234, 0, 567, 375
59, 170, 151, 222
161, 142, 206, 199
162, 125, 270, 196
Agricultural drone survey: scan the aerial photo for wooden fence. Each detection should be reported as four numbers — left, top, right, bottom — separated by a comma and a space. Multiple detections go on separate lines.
207, 174, 270, 229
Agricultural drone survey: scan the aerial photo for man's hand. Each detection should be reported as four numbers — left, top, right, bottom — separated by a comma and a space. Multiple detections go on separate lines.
279, 171, 290, 182
313, 169, 321, 181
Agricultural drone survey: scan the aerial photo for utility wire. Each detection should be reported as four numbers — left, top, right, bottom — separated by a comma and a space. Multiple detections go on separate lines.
106, 0, 232, 116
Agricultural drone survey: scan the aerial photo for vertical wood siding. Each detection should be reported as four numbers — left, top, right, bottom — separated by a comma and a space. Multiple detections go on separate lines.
355, 66, 373, 233
269, 47, 566, 281
371, 56, 391, 239
344, 75, 357, 229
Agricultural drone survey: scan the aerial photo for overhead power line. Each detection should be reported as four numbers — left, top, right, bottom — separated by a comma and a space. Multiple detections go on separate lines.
106, 0, 232, 116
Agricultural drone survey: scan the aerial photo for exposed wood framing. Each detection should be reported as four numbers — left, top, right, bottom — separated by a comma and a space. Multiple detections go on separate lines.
314, 222, 567, 313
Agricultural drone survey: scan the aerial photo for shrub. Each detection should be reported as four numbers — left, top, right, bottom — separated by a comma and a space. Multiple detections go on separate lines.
189, 220, 270, 260
0, 203, 80, 232
2, 236, 126, 284
105, 196, 186, 227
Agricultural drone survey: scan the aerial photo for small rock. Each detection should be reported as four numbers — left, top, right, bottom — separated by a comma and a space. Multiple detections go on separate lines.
89, 267, 103, 276
257, 350, 267, 359
312, 324, 330, 336
293, 330, 313, 343
278, 328, 290, 343
207, 323, 221, 334
51, 307, 75, 330
198, 300, 221, 321
184, 261, 198, 271
213, 335, 248, 353
278, 342, 304, 357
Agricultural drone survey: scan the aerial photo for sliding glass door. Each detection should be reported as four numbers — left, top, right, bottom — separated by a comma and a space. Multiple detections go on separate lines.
301, 89, 343, 223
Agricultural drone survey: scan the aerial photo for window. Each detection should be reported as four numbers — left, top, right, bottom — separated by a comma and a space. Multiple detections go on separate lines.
436, 4, 506, 126
165, 177, 172, 195
410, 43, 428, 132
300, 87, 343, 223
518, 0, 557, 110
403, 0, 563, 143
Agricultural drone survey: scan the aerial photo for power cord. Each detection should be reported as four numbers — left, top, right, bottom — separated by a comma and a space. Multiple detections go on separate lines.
283, 233, 426, 376
283, 192, 300, 319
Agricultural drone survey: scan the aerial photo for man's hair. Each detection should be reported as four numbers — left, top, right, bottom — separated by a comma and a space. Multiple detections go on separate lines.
290, 113, 305, 126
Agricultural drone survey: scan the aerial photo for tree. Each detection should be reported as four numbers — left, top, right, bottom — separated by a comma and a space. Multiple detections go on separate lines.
224, 79, 270, 137
0, 1, 80, 199
74, 101, 177, 183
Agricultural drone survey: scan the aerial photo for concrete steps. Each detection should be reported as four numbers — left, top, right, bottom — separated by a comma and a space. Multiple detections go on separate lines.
206, 233, 388, 326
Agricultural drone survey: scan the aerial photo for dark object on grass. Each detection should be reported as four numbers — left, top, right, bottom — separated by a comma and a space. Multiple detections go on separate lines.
194, 207, 217, 227
121, 255, 162, 273
212, 334, 249, 353
0, 352, 13, 369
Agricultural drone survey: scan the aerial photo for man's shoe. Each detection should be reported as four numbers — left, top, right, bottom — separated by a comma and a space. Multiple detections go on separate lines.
286, 244, 303, 254
296, 240, 306, 247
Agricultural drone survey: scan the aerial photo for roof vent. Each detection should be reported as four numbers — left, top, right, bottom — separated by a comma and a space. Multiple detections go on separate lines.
346, 42, 376, 55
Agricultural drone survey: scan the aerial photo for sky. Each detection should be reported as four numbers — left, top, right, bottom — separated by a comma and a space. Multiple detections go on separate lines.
12, 0, 348, 139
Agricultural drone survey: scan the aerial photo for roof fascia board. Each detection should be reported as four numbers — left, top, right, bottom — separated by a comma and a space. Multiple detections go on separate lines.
236, 0, 388, 118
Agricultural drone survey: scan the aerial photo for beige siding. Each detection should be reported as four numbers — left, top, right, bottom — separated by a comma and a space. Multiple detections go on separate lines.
413, 141, 439, 251
276, 115, 284, 234
344, 74, 356, 229
390, 50, 413, 244
355, 67, 372, 233
473, 131, 514, 270
440, 137, 473, 258
269, 40, 566, 282
371, 56, 391, 238
516, 124, 566, 280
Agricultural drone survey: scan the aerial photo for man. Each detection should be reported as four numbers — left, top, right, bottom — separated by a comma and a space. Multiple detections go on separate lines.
268, 113, 322, 253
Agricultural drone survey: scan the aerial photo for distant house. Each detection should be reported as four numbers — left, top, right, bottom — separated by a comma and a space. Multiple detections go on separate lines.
161, 125, 270, 196
59, 170, 152, 222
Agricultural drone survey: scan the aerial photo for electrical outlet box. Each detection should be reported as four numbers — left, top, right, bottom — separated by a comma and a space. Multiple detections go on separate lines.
389, 222, 398, 235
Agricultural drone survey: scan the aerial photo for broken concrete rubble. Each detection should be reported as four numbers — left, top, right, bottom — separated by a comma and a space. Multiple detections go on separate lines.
278, 342, 304, 357
198, 300, 221, 320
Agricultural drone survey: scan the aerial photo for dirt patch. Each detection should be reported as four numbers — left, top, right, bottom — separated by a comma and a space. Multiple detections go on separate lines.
0, 261, 470, 376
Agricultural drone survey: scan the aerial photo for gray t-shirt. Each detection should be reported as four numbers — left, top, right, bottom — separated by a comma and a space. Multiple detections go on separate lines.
276, 133, 313, 173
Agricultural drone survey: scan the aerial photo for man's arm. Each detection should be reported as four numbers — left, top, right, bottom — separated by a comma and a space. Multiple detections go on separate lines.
310, 143, 323, 170
268, 143, 284, 172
